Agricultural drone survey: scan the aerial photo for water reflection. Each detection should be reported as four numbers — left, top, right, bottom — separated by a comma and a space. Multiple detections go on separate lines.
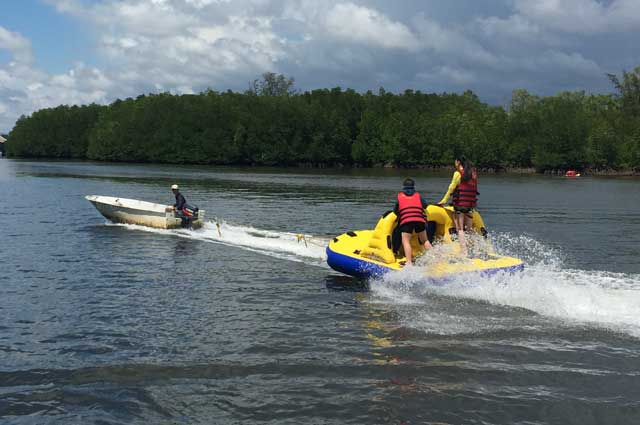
3, 160, 640, 424
324, 275, 368, 292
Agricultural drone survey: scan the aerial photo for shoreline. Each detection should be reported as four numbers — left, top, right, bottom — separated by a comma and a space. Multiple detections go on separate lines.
3, 156, 638, 176
318, 163, 640, 176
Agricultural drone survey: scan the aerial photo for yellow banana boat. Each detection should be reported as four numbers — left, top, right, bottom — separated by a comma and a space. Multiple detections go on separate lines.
326, 205, 523, 281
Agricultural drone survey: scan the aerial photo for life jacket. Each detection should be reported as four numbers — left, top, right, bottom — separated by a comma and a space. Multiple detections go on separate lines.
453, 168, 478, 208
397, 192, 426, 225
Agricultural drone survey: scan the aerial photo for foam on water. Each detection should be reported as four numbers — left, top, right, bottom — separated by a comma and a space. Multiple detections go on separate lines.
370, 233, 640, 339
108, 220, 640, 338
106, 220, 328, 265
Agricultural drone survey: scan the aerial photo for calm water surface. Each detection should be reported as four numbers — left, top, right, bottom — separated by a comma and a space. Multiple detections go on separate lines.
1, 159, 639, 424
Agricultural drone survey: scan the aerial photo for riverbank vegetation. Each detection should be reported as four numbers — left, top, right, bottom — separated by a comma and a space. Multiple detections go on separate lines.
6, 69, 640, 172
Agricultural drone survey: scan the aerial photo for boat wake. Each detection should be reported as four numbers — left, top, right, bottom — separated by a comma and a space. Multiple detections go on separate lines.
105, 220, 640, 338
369, 233, 640, 339
105, 219, 329, 265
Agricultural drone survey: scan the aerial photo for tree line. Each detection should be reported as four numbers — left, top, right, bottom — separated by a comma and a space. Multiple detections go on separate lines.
0, 133, 6, 156
5, 69, 640, 172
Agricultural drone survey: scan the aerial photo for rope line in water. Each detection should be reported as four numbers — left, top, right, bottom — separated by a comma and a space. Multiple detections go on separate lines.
296, 234, 308, 247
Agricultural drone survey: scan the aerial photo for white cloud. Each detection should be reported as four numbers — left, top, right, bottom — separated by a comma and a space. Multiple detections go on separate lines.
1, 0, 638, 131
99, 1, 196, 37
0, 27, 33, 64
15, 64, 112, 112
324, 3, 420, 51
0, 24, 114, 130
514, 0, 640, 34
50, 0, 287, 91
412, 13, 499, 68
478, 14, 542, 42
418, 66, 477, 86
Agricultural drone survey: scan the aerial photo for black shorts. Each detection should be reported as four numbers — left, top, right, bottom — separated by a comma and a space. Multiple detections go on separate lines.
399, 221, 426, 234
454, 206, 474, 214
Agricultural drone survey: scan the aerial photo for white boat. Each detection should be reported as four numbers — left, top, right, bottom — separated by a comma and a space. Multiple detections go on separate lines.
85, 195, 205, 229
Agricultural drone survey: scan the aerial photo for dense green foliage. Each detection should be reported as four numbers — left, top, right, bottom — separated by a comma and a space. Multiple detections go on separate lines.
7, 105, 103, 158
6, 69, 640, 171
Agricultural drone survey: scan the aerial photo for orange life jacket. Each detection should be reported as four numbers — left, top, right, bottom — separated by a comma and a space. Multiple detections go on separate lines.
397, 192, 426, 225
453, 168, 478, 208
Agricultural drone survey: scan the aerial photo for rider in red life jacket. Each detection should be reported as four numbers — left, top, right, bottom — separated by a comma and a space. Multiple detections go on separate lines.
437, 156, 478, 256
394, 178, 432, 266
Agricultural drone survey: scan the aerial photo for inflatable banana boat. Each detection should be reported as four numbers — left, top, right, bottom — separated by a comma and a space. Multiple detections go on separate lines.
326, 205, 523, 282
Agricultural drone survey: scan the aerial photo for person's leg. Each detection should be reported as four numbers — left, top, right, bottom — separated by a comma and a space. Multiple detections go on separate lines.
401, 232, 414, 266
463, 212, 475, 254
175, 209, 187, 228
417, 230, 432, 251
391, 224, 402, 254
464, 213, 474, 232
454, 212, 467, 256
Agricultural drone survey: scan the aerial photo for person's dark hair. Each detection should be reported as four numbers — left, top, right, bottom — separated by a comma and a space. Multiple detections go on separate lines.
456, 156, 473, 182
403, 177, 415, 188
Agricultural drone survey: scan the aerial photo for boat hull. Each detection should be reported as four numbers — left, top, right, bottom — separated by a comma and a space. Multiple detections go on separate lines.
85, 195, 205, 229
326, 206, 524, 282
326, 245, 524, 282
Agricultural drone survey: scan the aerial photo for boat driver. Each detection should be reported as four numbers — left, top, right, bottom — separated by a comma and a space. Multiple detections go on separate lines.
171, 184, 193, 228
171, 184, 187, 213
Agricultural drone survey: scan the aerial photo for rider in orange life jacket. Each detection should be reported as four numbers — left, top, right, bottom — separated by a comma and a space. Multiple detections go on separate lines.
437, 156, 478, 256
394, 178, 433, 266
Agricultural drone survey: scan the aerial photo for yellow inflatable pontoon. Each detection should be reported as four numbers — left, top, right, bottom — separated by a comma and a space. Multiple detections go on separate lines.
326, 205, 523, 282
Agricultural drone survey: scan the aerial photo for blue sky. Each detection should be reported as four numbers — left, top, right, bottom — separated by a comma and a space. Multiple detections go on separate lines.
1, 0, 639, 132
0, 1, 95, 72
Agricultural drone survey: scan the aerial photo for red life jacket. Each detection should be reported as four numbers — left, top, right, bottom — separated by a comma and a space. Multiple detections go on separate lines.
453, 168, 478, 208
397, 192, 426, 225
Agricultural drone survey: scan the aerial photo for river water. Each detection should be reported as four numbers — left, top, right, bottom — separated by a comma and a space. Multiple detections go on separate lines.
1, 159, 639, 424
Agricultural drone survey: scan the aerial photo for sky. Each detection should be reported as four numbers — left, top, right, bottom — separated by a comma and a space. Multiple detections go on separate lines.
0, 0, 639, 132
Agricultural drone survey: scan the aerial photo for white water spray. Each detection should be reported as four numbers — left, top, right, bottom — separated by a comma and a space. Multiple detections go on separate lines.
370, 233, 640, 339
107, 220, 640, 338
106, 220, 328, 265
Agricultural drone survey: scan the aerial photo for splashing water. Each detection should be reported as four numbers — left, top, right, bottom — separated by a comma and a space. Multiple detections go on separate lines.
106, 220, 329, 265
106, 220, 640, 337
370, 233, 640, 338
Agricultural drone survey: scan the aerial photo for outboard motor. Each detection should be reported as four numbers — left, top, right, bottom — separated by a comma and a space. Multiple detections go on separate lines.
181, 204, 199, 219
177, 204, 199, 228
